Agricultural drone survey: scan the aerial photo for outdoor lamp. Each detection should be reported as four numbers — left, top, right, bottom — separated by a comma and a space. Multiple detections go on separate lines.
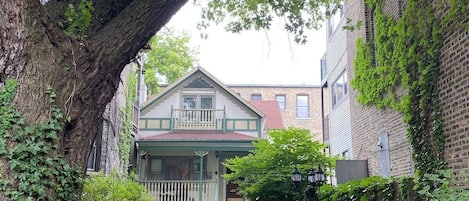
291, 166, 301, 188
307, 169, 316, 185
315, 166, 325, 186
292, 165, 326, 201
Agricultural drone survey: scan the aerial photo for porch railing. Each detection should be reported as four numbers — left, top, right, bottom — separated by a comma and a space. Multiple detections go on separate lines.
172, 109, 224, 131
140, 180, 217, 201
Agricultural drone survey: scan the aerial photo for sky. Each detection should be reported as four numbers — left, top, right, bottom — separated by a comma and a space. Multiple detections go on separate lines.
165, 3, 326, 85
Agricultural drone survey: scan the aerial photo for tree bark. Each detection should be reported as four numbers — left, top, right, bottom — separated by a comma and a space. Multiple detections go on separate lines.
0, 0, 187, 199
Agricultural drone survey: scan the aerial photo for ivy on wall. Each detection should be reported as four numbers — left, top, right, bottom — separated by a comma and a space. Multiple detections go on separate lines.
119, 65, 137, 172
0, 80, 81, 200
351, 0, 467, 186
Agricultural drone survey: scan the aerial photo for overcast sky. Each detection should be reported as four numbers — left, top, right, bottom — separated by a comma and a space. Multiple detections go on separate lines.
165, 3, 326, 85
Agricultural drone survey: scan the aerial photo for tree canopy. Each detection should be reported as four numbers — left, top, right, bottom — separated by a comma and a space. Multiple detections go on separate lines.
198, 0, 342, 43
143, 28, 199, 95
223, 128, 337, 201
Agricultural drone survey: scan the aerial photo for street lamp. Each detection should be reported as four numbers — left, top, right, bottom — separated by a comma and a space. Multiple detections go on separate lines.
291, 166, 302, 188
291, 166, 325, 201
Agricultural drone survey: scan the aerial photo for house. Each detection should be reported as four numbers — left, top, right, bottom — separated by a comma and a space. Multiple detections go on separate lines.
323, 0, 469, 184
229, 84, 323, 141
135, 67, 283, 201
87, 63, 137, 174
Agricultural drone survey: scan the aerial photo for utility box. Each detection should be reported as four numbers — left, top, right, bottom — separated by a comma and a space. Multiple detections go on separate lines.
336, 160, 368, 184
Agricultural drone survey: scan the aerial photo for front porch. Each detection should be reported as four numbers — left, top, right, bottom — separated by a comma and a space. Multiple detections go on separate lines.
140, 180, 218, 201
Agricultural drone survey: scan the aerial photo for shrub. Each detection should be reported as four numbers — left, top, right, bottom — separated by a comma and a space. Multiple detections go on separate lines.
81, 172, 152, 201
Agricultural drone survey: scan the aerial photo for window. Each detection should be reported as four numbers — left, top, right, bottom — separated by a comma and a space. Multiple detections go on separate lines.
328, 1, 344, 37
250, 93, 262, 101
149, 157, 206, 180
182, 95, 214, 122
332, 71, 348, 107
87, 142, 98, 171
296, 94, 309, 118
275, 95, 286, 111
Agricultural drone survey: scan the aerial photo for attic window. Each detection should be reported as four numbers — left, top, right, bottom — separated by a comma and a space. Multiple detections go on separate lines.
185, 78, 213, 88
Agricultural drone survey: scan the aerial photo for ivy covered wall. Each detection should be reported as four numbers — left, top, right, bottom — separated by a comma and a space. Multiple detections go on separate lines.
348, 0, 468, 188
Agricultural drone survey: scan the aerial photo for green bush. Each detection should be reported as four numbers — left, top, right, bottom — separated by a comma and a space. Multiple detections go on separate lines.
319, 169, 469, 201
81, 172, 152, 201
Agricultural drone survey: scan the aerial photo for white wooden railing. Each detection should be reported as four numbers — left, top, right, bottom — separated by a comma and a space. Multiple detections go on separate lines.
172, 109, 224, 131
141, 180, 217, 201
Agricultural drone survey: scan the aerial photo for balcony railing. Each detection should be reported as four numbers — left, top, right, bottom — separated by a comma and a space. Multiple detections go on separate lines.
140, 180, 217, 201
172, 109, 224, 131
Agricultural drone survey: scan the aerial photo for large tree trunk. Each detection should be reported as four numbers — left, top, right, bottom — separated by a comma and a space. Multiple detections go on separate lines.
0, 0, 187, 199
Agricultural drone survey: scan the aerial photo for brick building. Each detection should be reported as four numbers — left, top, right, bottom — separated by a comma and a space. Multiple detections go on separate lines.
324, 0, 469, 180
229, 84, 323, 141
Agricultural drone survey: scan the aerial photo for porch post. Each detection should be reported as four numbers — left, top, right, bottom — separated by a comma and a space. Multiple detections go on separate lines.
223, 106, 226, 133
195, 151, 208, 201
136, 148, 142, 179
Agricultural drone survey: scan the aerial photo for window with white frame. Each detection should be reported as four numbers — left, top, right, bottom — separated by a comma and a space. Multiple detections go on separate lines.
275, 94, 286, 111
332, 71, 348, 107
328, 1, 344, 37
182, 95, 214, 122
296, 94, 309, 118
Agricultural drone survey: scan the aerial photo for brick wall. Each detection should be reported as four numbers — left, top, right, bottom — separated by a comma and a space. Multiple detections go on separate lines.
229, 85, 323, 141
346, 0, 412, 177
438, 4, 469, 176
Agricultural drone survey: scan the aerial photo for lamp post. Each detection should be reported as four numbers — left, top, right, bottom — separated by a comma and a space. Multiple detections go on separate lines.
291, 166, 325, 201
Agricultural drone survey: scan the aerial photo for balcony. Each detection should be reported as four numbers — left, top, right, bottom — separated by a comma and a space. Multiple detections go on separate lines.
172, 109, 224, 131
140, 180, 217, 201
139, 107, 259, 133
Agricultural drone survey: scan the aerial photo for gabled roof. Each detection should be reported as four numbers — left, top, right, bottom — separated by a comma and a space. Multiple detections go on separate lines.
249, 100, 284, 129
140, 66, 264, 117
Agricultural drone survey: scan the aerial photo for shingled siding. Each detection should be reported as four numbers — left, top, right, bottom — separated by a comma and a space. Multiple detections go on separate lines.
346, 0, 412, 177
229, 85, 323, 140
438, 4, 469, 175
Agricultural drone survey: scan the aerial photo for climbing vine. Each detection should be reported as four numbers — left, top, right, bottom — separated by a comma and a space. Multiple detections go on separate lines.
119, 66, 138, 172
0, 80, 82, 200
351, 0, 467, 188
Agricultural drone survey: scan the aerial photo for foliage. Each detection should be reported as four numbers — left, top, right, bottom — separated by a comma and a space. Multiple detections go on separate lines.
64, 0, 94, 38
319, 169, 469, 201
0, 79, 82, 200
223, 128, 337, 201
119, 66, 138, 171
351, 0, 450, 185
144, 28, 199, 95
81, 171, 152, 201
198, 0, 343, 44
417, 169, 469, 201
319, 176, 409, 201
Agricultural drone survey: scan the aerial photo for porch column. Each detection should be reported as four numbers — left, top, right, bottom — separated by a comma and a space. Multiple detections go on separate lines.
137, 149, 142, 179
195, 151, 208, 201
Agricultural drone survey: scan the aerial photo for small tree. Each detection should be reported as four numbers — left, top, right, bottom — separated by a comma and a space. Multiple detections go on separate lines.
223, 128, 337, 201
144, 28, 199, 95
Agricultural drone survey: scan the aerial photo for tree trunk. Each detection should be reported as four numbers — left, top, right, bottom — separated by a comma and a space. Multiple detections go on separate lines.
0, 0, 187, 199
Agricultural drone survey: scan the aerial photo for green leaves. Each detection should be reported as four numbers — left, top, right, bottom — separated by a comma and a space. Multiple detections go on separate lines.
0, 79, 82, 200
199, 0, 342, 44
143, 28, 198, 96
64, 0, 94, 38
81, 172, 152, 201
223, 128, 337, 201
